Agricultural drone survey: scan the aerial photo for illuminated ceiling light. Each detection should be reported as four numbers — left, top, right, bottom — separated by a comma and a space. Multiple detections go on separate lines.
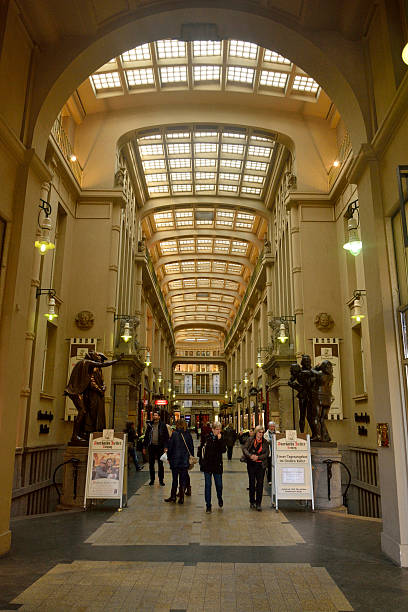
256, 351, 263, 368
35, 200, 55, 255
69, 153, 77, 162
121, 321, 132, 343
44, 296, 58, 321
333, 159, 340, 167
402, 43, 408, 65
278, 323, 289, 343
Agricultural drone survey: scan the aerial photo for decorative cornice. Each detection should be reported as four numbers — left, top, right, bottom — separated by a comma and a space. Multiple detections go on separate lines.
79, 188, 127, 209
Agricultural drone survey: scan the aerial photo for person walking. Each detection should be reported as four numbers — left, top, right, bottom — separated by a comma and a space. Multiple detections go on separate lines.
201, 421, 226, 513
264, 421, 279, 485
243, 425, 268, 511
223, 424, 237, 460
165, 419, 194, 504
124, 421, 143, 471
143, 411, 169, 486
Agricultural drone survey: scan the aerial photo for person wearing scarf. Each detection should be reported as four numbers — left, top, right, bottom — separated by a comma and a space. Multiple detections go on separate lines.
242, 425, 269, 511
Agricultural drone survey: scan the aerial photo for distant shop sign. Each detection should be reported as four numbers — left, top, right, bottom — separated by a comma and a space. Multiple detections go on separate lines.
155, 399, 168, 406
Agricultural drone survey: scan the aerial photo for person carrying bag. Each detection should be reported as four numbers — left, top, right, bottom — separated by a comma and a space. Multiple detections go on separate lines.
242, 425, 269, 511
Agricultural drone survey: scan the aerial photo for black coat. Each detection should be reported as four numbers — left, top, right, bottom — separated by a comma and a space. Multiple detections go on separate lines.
143, 420, 169, 448
201, 433, 226, 474
167, 430, 194, 469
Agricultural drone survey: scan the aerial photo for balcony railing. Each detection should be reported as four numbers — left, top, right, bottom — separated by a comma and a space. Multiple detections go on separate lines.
224, 248, 264, 347
50, 117, 83, 185
145, 249, 175, 344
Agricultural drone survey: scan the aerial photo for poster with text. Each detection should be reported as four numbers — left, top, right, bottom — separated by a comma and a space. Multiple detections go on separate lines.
85, 431, 126, 502
274, 431, 313, 503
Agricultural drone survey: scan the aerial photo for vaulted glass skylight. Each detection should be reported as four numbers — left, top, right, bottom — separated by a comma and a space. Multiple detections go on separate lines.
89, 39, 320, 100
134, 124, 275, 199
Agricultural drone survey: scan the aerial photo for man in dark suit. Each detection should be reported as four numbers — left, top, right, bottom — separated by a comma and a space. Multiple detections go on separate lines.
143, 411, 169, 485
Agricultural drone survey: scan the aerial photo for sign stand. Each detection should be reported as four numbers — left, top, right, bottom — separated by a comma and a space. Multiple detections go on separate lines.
271, 430, 314, 511
84, 430, 127, 511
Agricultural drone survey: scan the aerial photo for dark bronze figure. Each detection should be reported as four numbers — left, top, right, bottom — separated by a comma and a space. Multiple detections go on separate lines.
288, 354, 333, 441
65, 351, 122, 442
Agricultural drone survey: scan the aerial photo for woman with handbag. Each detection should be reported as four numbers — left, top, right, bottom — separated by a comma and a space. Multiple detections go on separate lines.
164, 419, 194, 505
242, 425, 268, 511
201, 421, 227, 513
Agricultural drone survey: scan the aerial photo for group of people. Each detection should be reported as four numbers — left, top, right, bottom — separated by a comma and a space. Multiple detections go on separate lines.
138, 413, 279, 513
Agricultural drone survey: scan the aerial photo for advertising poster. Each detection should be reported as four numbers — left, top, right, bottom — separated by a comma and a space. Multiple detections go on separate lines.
84, 430, 127, 507
272, 430, 314, 510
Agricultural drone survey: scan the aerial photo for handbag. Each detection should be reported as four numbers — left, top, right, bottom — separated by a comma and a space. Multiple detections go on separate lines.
181, 433, 198, 470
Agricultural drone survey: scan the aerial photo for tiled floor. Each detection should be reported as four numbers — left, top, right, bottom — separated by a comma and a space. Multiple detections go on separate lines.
1, 445, 408, 611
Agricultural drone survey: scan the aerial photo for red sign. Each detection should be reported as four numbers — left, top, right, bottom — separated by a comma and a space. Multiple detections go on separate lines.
155, 399, 168, 406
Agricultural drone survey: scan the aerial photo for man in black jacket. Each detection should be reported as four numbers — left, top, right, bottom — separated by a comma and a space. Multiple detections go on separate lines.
201, 421, 226, 513
143, 411, 169, 485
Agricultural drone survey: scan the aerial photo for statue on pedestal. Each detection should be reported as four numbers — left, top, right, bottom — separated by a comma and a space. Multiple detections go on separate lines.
288, 355, 334, 442
65, 351, 122, 443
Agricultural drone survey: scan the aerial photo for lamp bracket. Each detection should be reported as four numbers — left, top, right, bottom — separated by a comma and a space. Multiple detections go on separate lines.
36, 288, 56, 299
344, 199, 359, 221
114, 314, 139, 322
39, 199, 52, 217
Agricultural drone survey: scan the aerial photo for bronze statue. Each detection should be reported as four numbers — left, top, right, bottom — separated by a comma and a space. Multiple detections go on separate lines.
314, 360, 334, 442
288, 355, 319, 439
65, 351, 122, 442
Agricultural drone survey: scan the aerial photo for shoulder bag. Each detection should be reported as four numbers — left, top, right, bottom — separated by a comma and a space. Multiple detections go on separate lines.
181, 433, 198, 470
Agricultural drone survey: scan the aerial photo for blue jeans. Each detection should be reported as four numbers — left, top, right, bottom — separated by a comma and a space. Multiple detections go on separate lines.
204, 472, 223, 507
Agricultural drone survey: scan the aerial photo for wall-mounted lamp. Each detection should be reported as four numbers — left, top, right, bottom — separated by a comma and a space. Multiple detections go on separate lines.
157, 370, 163, 384
233, 382, 238, 394
168, 382, 172, 393
272, 316, 296, 344
114, 315, 139, 343
224, 390, 228, 399
402, 43, 408, 65
35, 199, 55, 255
256, 350, 264, 368
343, 200, 362, 256
350, 290, 367, 322
243, 371, 249, 384
278, 323, 289, 343
36, 288, 58, 321
145, 349, 151, 367
172, 391, 176, 399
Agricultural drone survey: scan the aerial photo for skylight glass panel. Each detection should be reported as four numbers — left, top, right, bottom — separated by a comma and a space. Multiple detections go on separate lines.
248, 145, 271, 157
195, 130, 218, 138
160, 65, 187, 84
172, 295, 183, 301
242, 186, 261, 195
149, 185, 169, 194
228, 263, 243, 273
196, 184, 216, 191
251, 134, 273, 142
225, 281, 238, 290
166, 131, 190, 139
146, 173, 168, 184
229, 40, 258, 60
168, 142, 190, 154
140, 144, 164, 156
127, 69, 155, 88
222, 143, 245, 156
263, 49, 291, 64
176, 219, 193, 226
220, 159, 241, 169
259, 70, 287, 89
154, 211, 172, 220
196, 172, 216, 180
160, 241, 177, 253
211, 279, 224, 287
219, 184, 238, 192
222, 131, 246, 139
197, 260, 211, 269
243, 174, 263, 183
169, 280, 182, 289
193, 40, 222, 57
171, 172, 191, 181
227, 66, 255, 85
122, 44, 151, 62
219, 172, 240, 181
91, 72, 121, 90
217, 210, 234, 218
175, 210, 193, 218
172, 184, 192, 192
213, 262, 227, 272
143, 159, 166, 170
165, 263, 180, 273
232, 241, 247, 251
197, 279, 210, 287
169, 158, 191, 168
246, 160, 268, 171
195, 143, 218, 153
193, 65, 221, 82
155, 221, 173, 228
216, 219, 233, 226
137, 132, 162, 142
183, 279, 196, 287
181, 260, 195, 270
195, 158, 217, 167
292, 75, 319, 93
156, 39, 186, 59
222, 295, 234, 302
196, 220, 213, 225
236, 221, 253, 228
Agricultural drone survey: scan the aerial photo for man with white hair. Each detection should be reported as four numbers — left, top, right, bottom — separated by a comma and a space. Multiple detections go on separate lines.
264, 421, 279, 485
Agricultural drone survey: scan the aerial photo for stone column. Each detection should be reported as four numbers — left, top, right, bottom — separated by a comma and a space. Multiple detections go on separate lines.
287, 200, 304, 356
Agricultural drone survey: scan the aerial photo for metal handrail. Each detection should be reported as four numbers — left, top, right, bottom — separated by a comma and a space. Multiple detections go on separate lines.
50, 117, 83, 185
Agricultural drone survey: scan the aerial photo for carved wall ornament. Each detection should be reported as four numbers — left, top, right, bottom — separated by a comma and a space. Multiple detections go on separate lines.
75, 310, 95, 330
284, 171, 297, 191
314, 312, 334, 331
114, 166, 126, 187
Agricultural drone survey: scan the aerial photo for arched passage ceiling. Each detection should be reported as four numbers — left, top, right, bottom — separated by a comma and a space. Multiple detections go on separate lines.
73, 38, 335, 345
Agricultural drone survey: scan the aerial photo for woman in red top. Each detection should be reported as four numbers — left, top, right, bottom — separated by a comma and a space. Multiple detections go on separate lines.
242, 425, 269, 511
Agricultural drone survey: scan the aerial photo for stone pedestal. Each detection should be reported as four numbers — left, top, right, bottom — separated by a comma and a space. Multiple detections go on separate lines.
311, 443, 343, 509
59, 444, 89, 509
